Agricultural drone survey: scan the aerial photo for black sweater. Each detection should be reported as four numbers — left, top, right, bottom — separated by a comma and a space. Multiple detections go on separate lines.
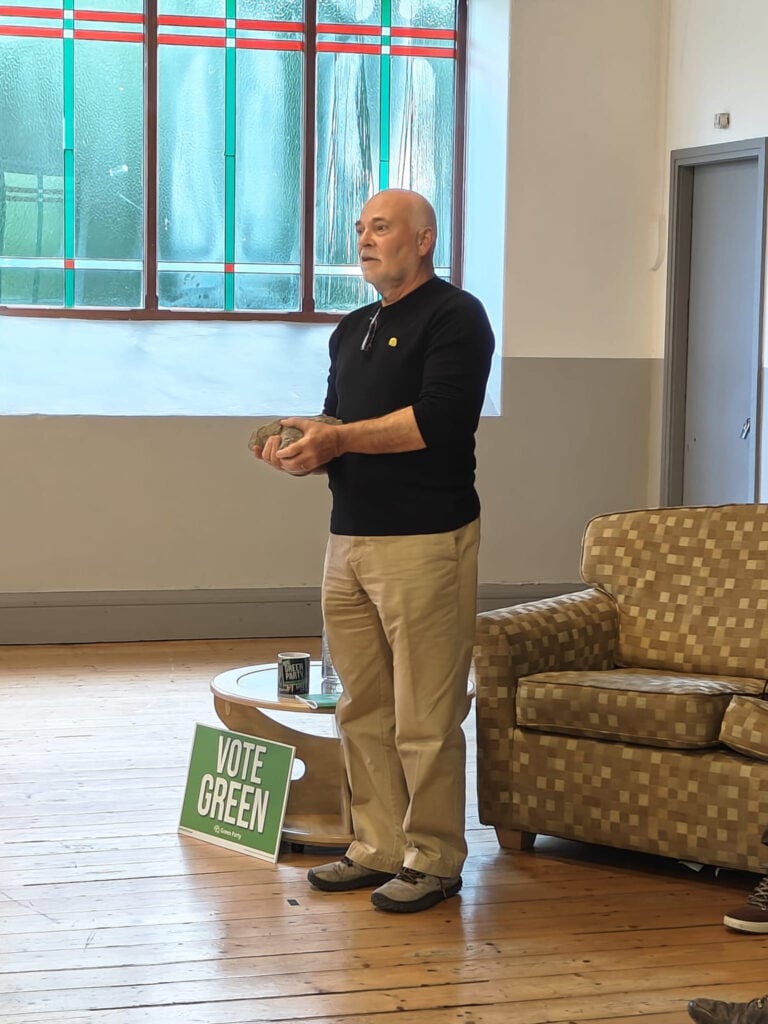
322, 277, 494, 536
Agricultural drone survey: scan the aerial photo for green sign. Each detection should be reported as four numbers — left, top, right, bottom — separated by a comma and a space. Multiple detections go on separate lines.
179, 723, 295, 863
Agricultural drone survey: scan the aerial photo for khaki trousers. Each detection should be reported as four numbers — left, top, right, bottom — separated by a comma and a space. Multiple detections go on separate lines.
321, 518, 480, 878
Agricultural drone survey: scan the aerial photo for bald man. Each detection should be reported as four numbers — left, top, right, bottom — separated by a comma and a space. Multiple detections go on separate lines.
254, 189, 494, 913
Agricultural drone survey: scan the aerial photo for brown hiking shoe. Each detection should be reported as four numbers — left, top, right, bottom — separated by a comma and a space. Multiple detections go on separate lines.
724, 875, 768, 933
688, 996, 768, 1024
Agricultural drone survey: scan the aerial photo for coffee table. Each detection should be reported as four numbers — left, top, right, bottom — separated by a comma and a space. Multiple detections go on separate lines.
210, 661, 352, 848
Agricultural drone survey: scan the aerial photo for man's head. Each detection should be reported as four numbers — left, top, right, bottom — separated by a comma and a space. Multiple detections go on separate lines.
356, 189, 437, 305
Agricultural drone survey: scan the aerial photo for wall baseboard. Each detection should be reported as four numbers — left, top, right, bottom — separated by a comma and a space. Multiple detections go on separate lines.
0, 583, 586, 645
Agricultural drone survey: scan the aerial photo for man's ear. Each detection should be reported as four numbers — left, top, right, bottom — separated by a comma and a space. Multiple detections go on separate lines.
417, 226, 436, 254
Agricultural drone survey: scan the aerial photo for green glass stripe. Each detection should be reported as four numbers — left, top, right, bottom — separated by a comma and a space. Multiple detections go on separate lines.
63, 33, 75, 306
379, 53, 390, 190
63, 37, 74, 150
379, 0, 391, 190
224, 34, 235, 312
225, 47, 236, 155
225, 154, 235, 263
64, 148, 75, 257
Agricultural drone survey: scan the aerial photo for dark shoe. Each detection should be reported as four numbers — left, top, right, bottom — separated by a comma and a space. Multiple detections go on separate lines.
370, 866, 462, 913
688, 996, 768, 1024
724, 876, 768, 933
307, 855, 396, 892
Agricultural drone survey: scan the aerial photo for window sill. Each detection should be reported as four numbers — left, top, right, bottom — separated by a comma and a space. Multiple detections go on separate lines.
0, 316, 335, 416
1, 313, 501, 417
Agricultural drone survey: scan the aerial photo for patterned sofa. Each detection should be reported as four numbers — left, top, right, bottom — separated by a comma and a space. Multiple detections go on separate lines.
474, 504, 768, 872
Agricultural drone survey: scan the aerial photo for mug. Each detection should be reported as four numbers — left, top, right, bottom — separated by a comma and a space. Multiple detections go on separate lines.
277, 652, 311, 696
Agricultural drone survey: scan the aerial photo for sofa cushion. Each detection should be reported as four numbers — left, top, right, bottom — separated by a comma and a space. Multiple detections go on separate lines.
517, 668, 767, 749
719, 695, 768, 762
580, 505, 768, 678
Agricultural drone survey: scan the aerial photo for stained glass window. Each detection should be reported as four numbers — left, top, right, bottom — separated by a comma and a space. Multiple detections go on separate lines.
0, 0, 463, 315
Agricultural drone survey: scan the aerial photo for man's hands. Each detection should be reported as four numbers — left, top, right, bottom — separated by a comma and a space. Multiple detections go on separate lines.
250, 406, 425, 475
251, 417, 343, 476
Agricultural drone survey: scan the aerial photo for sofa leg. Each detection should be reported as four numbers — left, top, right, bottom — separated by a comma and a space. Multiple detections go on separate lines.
495, 828, 536, 851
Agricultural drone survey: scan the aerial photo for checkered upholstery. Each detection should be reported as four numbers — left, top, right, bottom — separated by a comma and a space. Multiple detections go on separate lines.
581, 505, 768, 677
510, 729, 768, 871
474, 503, 768, 872
517, 668, 767, 748
720, 695, 768, 762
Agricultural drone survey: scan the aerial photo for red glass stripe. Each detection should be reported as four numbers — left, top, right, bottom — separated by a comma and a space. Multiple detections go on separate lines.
0, 4, 58, 17
64, 258, 74, 269
224, 263, 234, 273
317, 22, 380, 36
0, 23, 60, 36
391, 26, 454, 40
390, 43, 454, 58
75, 9, 143, 23
75, 27, 142, 40
158, 14, 224, 28
236, 18, 303, 32
236, 37, 302, 50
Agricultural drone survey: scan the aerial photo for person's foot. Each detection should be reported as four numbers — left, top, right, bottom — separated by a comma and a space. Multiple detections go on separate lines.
307, 855, 396, 892
688, 996, 768, 1024
724, 876, 768, 933
370, 866, 462, 913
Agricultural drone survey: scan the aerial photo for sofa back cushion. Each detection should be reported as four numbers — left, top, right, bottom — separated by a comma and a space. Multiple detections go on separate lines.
580, 504, 768, 678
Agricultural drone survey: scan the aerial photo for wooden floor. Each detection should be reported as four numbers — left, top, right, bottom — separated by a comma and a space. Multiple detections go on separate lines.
2, 637, 767, 1024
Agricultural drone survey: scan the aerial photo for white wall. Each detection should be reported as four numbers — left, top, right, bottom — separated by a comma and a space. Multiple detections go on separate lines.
0, 0, 668, 621
664, 0, 768, 498
504, 0, 665, 361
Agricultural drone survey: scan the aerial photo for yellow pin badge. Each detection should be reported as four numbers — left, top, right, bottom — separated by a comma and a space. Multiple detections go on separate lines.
388, 337, 398, 347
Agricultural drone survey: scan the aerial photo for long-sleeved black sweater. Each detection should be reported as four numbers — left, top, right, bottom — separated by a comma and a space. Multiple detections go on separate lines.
322, 276, 494, 536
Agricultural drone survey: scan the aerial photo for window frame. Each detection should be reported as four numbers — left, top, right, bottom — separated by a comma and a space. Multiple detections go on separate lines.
0, 0, 467, 322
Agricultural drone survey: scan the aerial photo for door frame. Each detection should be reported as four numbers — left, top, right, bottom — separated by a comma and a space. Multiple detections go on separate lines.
661, 137, 768, 506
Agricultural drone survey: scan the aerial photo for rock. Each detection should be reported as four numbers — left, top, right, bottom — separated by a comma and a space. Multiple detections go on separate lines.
248, 414, 341, 451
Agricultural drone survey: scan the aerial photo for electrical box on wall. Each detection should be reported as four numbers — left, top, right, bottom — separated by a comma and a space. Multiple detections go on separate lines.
714, 112, 731, 129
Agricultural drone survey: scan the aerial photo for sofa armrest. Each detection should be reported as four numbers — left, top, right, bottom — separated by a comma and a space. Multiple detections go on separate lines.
473, 587, 618, 829
474, 587, 618, 700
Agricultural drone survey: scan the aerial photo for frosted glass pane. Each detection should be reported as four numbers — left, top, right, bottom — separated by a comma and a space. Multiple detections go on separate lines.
392, 0, 455, 28
74, 270, 143, 308
237, 0, 302, 17
159, 271, 224, 309
158, 48, 226, 263
236, 50, 302, 264
77, 0, 141, 10
315, 274, 376, 314
389, 55, 454, 266
0, 38, 63, 259
235, 274, 300, 311
74, 41, 144, 260
315, 52, 378, 268
0, 268, 64, 305
317, 1, 381, 22
1, 173, 64, 260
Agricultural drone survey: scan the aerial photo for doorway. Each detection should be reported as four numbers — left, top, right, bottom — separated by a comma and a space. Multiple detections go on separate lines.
662, 137, 767, 506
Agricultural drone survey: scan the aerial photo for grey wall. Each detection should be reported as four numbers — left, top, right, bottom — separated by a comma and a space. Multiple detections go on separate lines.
0, 354, 656, 642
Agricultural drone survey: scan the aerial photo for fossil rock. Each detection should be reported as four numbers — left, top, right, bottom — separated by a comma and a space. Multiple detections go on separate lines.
248, 414, 341, 451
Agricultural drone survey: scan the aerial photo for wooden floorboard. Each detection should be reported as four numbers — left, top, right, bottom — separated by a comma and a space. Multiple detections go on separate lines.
1, 637, 767, 1023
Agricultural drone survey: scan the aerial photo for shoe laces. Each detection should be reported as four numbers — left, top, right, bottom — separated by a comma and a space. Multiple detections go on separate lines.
397, 867, 426, 884
747, 876, 768, 910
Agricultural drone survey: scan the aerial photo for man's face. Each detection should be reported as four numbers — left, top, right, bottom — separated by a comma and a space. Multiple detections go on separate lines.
355, 193, 426, 300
